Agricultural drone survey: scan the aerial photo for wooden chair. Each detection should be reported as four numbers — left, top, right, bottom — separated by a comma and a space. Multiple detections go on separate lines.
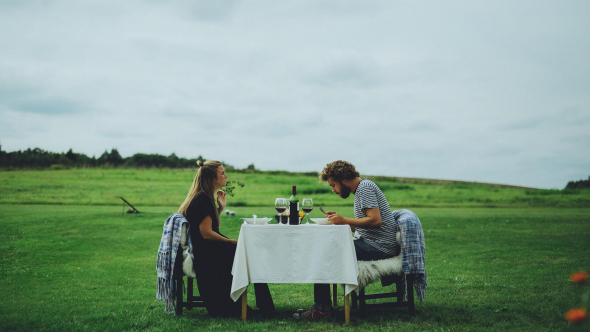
351, 273, 416, 315
174, 224, 206, 315
349, 231, 418, 315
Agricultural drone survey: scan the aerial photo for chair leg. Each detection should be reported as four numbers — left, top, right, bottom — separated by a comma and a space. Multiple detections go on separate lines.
187, 277, 193, 303
359, 287, 366, 312
175, 273, 183, 315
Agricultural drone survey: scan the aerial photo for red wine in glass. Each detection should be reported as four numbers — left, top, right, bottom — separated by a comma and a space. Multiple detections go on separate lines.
301, 198, 313, 224
275, 198, 288, 224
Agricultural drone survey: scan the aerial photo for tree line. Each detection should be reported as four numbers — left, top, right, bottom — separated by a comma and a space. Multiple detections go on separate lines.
0, 146, 228, 169
565, 176, 590, 190
2, 146, 586, 190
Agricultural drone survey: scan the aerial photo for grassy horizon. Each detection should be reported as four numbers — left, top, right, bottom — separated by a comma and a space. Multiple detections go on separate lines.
1, 168, 588, 208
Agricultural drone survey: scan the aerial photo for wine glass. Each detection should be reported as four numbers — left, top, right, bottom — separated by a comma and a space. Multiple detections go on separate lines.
275, 198, 287, 224
302, 198, 313, 224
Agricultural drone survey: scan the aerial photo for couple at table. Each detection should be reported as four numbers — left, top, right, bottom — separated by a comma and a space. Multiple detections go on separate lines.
179, 159, 401, 319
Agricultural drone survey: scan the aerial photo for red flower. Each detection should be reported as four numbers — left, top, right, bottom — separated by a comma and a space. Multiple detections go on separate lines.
565, 308, 587, 324
570, 271, 589, 284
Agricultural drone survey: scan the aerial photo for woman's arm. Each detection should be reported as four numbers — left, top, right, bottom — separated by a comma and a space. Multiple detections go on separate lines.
199, 215, 237, 244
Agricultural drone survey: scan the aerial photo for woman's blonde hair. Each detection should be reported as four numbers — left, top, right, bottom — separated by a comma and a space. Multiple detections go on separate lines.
178, 160, 223, 227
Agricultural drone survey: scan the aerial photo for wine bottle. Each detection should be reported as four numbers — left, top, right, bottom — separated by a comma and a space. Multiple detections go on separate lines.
289, 185, 299, 225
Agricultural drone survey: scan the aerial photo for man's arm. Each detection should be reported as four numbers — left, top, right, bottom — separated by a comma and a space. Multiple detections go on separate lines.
326, 208, 382, 229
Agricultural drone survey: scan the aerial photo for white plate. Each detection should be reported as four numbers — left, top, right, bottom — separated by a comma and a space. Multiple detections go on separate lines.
310, 218, 330, 225
240, 217, 272, 225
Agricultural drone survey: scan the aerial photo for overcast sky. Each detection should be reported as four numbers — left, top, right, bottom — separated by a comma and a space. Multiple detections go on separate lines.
1, 1, 589, 189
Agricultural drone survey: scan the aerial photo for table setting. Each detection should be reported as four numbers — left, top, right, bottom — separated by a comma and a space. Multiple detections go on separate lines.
231, 189, 359, 322
240, 196, 333, 226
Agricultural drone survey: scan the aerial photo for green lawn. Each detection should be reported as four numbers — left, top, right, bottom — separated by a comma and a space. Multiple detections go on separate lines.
1, 205, 588, 331
1, 169, 589, 331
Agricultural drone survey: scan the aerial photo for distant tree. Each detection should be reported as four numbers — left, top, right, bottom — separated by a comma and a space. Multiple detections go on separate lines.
167, 153, 179, 168
108, 149, 123, 166
97, 149, 123, 166
565, 176, 590, 190
66, 149, 77, 162
97, 151, 109, 165
0, 143, 5, 164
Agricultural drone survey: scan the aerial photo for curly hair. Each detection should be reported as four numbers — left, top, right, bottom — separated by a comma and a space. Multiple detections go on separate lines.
320, 160, 360, 182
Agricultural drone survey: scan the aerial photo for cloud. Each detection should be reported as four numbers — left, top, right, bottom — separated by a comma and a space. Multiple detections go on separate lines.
308, 57, 387, 88
146, 0, 239, 22
0, 80, 82, 115
497, 118, 545, 132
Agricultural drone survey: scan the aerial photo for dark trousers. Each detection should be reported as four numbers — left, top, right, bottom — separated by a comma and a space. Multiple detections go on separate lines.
313, 238, 394, 310
195, 239, 274, 317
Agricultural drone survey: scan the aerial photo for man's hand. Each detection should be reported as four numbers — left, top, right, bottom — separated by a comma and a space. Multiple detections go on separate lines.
216, 190, 227, 210
325, 208, 381, 229
327, 213, 347, 225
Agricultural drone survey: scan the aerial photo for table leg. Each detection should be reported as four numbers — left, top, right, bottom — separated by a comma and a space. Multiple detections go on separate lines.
332, 284, 337, 307
344, 293, 350, 323
241, 291, 247, 322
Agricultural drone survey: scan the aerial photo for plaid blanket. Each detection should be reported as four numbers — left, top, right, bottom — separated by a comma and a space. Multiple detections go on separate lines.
393, 209, 427, 303
156, 213, 192, 314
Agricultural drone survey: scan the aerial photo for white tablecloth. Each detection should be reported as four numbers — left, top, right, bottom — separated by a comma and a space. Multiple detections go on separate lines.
230, 223, 359, 302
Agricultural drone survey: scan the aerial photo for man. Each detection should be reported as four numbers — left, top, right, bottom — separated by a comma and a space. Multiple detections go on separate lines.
295, 160, 398, 319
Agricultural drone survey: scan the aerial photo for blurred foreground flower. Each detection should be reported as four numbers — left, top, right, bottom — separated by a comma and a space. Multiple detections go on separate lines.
565, 308, 587, 324
571, 271, 589, 285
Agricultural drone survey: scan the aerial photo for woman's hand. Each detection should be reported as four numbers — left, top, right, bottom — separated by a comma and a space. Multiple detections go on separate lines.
216, 190, 227, 210
228, 239, 237, 245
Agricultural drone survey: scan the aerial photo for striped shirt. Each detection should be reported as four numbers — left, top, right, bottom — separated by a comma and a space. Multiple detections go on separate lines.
353, 179, 398, 256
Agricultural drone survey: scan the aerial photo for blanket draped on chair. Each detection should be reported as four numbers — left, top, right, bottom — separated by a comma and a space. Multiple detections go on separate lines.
395, 209, 428, 303
156, 213, 193, 314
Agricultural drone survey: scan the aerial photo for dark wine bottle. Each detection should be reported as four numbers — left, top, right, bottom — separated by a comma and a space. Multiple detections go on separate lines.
289, 186, 299, 225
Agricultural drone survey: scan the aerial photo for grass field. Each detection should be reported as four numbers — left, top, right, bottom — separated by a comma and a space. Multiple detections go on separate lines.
1, 168, 589, 331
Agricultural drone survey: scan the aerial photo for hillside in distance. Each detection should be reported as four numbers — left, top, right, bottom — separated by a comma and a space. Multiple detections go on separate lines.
361, 174, 537, 190
0, 168, 588, 208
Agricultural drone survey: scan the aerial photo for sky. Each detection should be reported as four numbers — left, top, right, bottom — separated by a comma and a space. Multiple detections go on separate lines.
1, 0, 589, 189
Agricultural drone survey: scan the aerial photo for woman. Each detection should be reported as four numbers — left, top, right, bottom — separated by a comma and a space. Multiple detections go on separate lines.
178, 160, 274, 317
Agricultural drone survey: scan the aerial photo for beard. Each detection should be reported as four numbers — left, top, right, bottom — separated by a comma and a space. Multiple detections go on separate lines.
339, 183, 352, 199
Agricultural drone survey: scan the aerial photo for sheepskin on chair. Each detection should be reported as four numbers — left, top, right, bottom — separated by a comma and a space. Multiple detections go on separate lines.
356, 232, 402, 289
180, 224, 196, 278
357, 255, 402, 288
